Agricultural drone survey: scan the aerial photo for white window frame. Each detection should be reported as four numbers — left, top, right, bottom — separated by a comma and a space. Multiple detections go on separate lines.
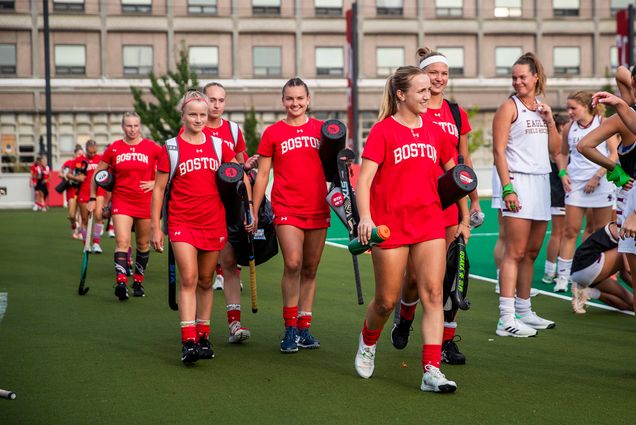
315, 0, 342, 16
0, 44, 16, 75
122, 45, 153, 76
54, 44, 86, 75
253, 46, 282, 77
252, 0, 280, 15
495, 46, 522, 76
121, 0, 152, 14
189, 46, 219, 76
188, 0, 217, 15
553, 0, 579, 17
53, 0, 85, 12
315, 47, 344, 77
376, 0, 403, 16
494, 0, 522, 18
436, 47, 464, 76
553, 46, 581, 75
436, 0, 463, 17
376, 47, 404, 76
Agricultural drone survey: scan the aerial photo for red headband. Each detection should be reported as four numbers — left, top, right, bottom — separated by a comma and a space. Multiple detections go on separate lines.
181, 97, 208, 112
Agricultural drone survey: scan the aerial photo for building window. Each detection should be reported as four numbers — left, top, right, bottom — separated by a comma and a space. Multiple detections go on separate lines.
0, 44, 16, 75
123, 45, 153, 76
188, 0, 216, 15
0, 0, 15, 10
315, 47, 344, 77
253, 46, 281, 77
494, 0, 521, 17
553, 47, 580, 75
55, 44, 86, 75
189, 46, 218, 76
53, 0, 85, 12
252, 0, 280, 15
121, 0, 152, 14
315, 0, 342, 16
553, 0, 579, 17
612, 0, 632, 15
495, 47, 522, 76
610, 46, 619, 71
376, 47, 404, 76
436, 0, 463, 17
436, 47, 464, 76
376, 0, 403, 16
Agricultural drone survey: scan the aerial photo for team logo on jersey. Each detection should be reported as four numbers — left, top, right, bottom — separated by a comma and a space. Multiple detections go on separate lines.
173, 231, 181, 236
434, 113, 441, 117
393, 143, 437, 165
459, 170, 473, 185
280, 136, 319, 154
279, 216, 288, 221
331, 192, 344, 207
196, 149, 203, 153
297, 129, 303, 133
115, 152, 149, 165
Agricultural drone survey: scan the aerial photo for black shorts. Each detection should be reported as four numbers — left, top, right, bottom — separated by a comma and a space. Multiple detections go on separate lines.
549, 161, 565, 208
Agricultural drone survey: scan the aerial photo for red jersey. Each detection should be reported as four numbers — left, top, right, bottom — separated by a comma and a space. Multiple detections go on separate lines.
101, 139, 162, 213
362, 116, 453, 246
157, 134, 236, 231
204, 119, 247, 155
61, 158, 75, 175
78, 154, 102, 200
257, 117, 329, 218
30, 163, 40, 184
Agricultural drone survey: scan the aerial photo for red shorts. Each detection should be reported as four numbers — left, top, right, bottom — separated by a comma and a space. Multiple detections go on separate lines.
78, 187, 106, 204
168, 223, 227, 251
274, 213, 330, 230
65, 187, 78, 202
378, 207, 445, 249
443, 204, 460, 228
111, 197, 151, 219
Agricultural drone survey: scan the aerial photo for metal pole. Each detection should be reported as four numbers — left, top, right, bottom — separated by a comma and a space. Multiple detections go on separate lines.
351, 2, 359, 161
628, 4, 634, 67
43, 0, 53, 165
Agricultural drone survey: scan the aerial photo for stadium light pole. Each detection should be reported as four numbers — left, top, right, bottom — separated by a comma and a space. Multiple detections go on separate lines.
629, 4, 634, 66
43, 0, 53, 166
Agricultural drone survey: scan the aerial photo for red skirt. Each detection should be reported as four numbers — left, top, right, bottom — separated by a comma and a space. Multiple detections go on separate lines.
168, 223, 227, 251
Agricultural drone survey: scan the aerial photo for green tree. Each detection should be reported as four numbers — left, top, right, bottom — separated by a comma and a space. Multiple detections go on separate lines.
243, 106, 260, 156
130, 47, 199, 144
466, 105, 486, 153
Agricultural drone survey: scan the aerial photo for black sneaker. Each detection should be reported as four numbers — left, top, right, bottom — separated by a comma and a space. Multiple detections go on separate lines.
197, 337, 215, 359
181, 340, 199, 364
390, 317, 413, 350
441, 336, 466, 365
132, 282, 145, 297
114, 282, 129, 301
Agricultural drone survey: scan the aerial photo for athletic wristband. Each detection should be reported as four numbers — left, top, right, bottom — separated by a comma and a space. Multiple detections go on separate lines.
502, 183, 516, 198
606, 164, 631, 187
89, 197, 96, 201
558, 169, 567, 178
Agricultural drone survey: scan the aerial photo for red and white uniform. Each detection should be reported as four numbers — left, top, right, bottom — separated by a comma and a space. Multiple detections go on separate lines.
257, 118, 330, 229
78, 154, 105, 203
30, 162, 40, 185
426, 101, 472, 227
362, 116, 453, 248
101, 139, 162, 219
204, 119, 247, 155
61, 158, 80, 200
157, 134, 236, 251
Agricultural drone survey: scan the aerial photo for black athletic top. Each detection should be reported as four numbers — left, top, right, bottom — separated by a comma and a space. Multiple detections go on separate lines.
571, 223, 618, 273
617, 105, 636, 178
549, 161, 565, 208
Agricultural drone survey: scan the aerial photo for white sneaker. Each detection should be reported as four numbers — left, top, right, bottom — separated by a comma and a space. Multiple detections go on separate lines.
530, 288, 540, 297
420, 365, 457, 393
542, 272, 556, 284
92, 243, 103, 254
553, 276, 569, 292
354, 333, 376, 379
496, 317, 538, 337
32, 204, 39, 211
228, 321, 250, 343
571, 283, 588, 314
213, 275, 224, 290
108, 229, 116, 238
517, 311, 555, 330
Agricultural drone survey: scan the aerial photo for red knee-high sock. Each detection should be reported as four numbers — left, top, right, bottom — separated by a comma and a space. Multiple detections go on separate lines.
180, 321, 196, 343
283, 306, 298, 328
196, 320, 210, 340
443, 325, 456, 343
400, 301, 417, 321
422, 344, 442, 370
227, 304, 241, 324
362, 320, 383, 346
297, 312, 312, 330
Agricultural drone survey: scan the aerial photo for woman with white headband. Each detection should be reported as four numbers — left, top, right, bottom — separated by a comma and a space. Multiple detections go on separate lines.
492, 52, 560, 337
391, 48, 473, 365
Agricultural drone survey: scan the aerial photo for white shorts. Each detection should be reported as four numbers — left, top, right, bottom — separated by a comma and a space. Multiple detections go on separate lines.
570, 254, 604, 287
491, 165, 502, 209
501, 172, 550, 221
551, 206, 566, 216
564, 178, 615, 208
617, 187, 636, 254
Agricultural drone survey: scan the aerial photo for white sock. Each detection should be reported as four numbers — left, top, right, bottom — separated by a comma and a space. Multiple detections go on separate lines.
586, 287, 601, 299
499, 297, 515, 321
515, 297, 532, 317
496, 269, 500, 281
544, 260, 556, 275
444, 321, 457, 329
557, 257, 572, 280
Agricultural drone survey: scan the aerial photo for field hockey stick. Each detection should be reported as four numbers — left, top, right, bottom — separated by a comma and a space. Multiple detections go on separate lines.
78, 211, 93, 295
240, 182, 258, 313
168, 241, 178, 311
0, 389, 16, 400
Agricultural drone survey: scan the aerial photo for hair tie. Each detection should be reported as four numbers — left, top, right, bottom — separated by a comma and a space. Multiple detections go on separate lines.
419, 55, 448, 69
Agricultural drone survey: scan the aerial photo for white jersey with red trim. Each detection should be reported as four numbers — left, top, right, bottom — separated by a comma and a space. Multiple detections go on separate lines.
566, 115, 607, 182
505, 96, 551, 174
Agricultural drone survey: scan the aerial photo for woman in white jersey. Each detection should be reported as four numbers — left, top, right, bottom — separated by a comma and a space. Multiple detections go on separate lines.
492, 52, 561, 337
552, 91, 618, 293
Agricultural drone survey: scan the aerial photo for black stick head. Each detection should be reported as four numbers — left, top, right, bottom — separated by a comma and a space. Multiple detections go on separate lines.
252, 308, 258, 313
78, 287, 90, 295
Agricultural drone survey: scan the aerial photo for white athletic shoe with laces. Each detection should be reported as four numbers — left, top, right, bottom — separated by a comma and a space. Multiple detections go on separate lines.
553, 276, 569, 292
108, 229, 116, 238
354, 333, 376, 379
92, 243, 103, 254
420, 365, 457, 393
213, 275, 224, 291
228, 321, 250, 343
496, 317, 538, 337
571, 283, 588, 314
517, 311, 555, 330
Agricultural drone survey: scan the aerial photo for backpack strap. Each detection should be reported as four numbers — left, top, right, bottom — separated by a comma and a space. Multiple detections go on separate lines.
445, 99, 462, 148
228, 120, 239, 148
211, 135, 223, 163
162, 137, 179, 235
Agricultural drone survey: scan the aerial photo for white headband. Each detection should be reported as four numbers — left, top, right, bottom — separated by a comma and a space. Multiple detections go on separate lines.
419, 55, 448, 69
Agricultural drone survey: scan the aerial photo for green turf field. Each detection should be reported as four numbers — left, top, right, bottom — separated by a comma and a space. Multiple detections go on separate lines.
0, 208, 634, 424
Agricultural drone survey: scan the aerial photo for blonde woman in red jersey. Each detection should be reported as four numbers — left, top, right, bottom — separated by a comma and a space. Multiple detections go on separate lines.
391, 48, 474, 365
89, 112, 162, 301
150, 90, 254, 365
78, 139, 106, 253
354, 66, 461, 393
251, 78, 329, 354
